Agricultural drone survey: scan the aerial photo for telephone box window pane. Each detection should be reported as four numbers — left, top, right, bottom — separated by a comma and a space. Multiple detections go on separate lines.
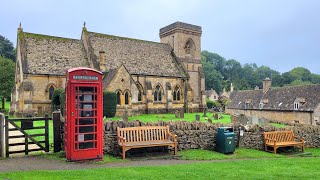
84, 134, 94, 141
79, 142, 94, 149
79, 118, 94, 125
79, 126, 94, 133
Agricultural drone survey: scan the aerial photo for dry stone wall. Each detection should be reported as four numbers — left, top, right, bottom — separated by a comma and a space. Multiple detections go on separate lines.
59, 119, 320, 155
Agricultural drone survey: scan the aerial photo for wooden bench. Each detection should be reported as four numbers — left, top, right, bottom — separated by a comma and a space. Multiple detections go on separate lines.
263, 130, 304, 154
117, 126, 177, 159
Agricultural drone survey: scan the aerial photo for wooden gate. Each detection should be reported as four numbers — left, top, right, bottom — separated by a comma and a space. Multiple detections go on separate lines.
5, 114, 51, 157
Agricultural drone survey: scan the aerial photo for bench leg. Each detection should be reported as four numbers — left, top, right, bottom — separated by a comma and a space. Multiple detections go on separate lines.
174, 143, 177, 155
122, 147, 126, 159
274, 147, 277, 154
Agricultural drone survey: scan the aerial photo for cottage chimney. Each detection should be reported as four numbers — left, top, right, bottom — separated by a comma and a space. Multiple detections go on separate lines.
263, 77, 271, 93
99, 51, 106, 72
230, 83, 234, 92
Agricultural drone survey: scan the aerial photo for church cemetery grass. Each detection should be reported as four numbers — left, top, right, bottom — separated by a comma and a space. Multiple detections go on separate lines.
1, 148, 320, 179
107, 112, 231, 124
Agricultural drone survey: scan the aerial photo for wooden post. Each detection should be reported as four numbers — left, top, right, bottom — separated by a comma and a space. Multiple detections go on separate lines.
0, 113, 4, 157
5, 115, 9, 157
44, 113, 49, 152
52, 111, 62, 152
25, 135, 28, 155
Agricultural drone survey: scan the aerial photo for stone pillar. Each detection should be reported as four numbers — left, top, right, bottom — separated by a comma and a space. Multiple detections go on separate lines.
0, 113, 4, 157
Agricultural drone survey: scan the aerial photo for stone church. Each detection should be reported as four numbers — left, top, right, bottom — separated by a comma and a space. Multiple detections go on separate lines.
11, 22, 206, 116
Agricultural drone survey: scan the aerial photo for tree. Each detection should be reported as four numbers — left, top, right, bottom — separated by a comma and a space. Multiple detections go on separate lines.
0, 35, 16, 61
0, 56, 15, 110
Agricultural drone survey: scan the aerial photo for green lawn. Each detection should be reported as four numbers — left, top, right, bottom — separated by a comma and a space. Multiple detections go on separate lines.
269, 122, 287, 128
106, 112, 231, 124
1, 157, 320, 179
179, 148, 286, 160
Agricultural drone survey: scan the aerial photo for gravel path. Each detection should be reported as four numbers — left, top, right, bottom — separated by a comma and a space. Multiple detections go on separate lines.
0, 156, 207, 172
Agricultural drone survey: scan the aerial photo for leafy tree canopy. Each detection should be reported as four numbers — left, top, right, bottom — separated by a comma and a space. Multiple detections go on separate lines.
0, 35, 16, 61
201, 50, 320, 92
0, 56, 15, 99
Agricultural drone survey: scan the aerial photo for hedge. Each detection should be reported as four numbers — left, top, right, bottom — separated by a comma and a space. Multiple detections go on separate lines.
103, 91, 117, 118
59, 91, 65, 115
51, 88, 64, 112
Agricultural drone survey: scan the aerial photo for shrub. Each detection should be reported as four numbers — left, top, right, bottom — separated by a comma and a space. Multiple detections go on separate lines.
103, 91, 117, 117
206, 99, 214, 109
59, 91, 65, 115
51, 88, 64, 112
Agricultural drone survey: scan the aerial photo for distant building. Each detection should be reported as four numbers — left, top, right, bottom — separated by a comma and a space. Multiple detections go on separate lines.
226, 78, 320, 125
206, 89, 219, 101
11, 22, 206, 116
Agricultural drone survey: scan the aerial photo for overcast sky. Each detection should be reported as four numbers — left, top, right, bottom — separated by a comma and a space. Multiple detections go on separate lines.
1, 0, 319, 74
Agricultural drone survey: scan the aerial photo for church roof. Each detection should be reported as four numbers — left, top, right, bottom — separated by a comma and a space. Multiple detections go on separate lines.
206, 89, 218, 97
87, 31, 185, 78
20, 32, 89, 75
228, 84, 320, 112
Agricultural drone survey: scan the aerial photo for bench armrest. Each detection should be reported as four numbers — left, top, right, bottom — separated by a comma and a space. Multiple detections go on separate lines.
264, 138, 277, 143
117, 136, 126, 145
294, 136, 304, 142
167, 132, 177, 142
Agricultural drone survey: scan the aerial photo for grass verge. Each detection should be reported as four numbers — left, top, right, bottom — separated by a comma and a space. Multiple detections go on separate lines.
1, 157, 320, 179
106, 112, 231, 124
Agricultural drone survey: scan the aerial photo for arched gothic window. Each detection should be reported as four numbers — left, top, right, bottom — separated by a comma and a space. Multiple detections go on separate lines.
125, 91, 130, 105
173, 86, 181, 101
184, 38, 195, 56
154, 85, 162, 102
49, 85, 55, 100
136, 83, 143, 102
116, 91, 121, 105
138, 91, 142, 102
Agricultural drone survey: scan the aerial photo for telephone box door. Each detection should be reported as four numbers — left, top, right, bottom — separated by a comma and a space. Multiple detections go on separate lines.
65, 68, 103, 161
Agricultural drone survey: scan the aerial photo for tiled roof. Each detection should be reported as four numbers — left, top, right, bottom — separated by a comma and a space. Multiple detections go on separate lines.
228, 84, 320, 112
21, 32, 89, 75
87, 32, 185, 78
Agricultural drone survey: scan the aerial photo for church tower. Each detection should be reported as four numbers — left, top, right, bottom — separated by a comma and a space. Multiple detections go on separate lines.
159, 22, 205, 111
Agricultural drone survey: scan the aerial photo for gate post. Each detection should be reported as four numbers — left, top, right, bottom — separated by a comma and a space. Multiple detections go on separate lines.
0, 113, 4, 157
5, 115, 9, 157
44, 113, 49, 152
52, 111, 62, 152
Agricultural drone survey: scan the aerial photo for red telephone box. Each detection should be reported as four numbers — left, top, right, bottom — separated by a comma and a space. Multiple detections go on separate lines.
64, 67, 103, 161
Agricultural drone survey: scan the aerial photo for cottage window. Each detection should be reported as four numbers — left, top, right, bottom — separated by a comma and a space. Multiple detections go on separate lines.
173, 86, 181, 101
294, 102, 299, 110
154, 85, 162, 102
49, 85, 55, 100
259, 102, 264, 109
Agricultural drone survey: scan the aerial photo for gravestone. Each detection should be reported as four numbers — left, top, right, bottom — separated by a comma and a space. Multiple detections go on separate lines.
179, 108, 184, 118
214, 113, 219, 120
195, 114, 200, 121
203, 107, 207, 117
123, 108, 129, 122
175, 109, 180, 118
208, 118, 212, 123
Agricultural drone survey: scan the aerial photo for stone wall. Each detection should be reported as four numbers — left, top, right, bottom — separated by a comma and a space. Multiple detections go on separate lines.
104, 120, 221, 155
59, 119, 320, 155
234, 124, 320, 150
227, 108, 314, 124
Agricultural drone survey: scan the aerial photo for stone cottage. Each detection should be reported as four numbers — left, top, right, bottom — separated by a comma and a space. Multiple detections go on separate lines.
11, 22, 206, 116
226, 78, 320, 125
206, 89, 219, 101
